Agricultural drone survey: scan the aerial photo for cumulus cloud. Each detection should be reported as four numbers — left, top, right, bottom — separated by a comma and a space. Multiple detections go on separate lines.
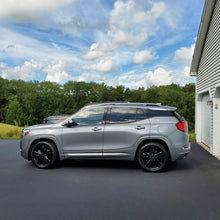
133, 50, 156, 64
43, 60, 73, 84
83, 43, 113, 60
174, 43, 195, 64
82, 59, 117, 74
146, 68, 173, 86
0, 59, 40, 80
107, 71, 148, 89
76, 72, 106, 82
84, 0, 166, 60
107, 67, 174, 89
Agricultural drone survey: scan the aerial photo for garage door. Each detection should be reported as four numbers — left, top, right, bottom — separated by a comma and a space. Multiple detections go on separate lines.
201, 93, 211, 147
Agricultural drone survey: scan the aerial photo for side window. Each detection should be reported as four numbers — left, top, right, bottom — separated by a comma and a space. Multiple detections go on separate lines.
146, 109, 173, 118
73, 108, 105, 125
109, 108, 137, 124
136, 108, 147, 121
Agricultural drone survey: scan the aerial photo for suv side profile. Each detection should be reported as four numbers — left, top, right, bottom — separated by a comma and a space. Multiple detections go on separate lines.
20, 102, 190, 172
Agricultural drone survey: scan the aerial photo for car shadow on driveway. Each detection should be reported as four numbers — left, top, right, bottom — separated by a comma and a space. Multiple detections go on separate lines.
55, 143, 220, 172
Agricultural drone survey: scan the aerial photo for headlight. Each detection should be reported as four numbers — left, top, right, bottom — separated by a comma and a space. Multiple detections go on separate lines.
22, 129, 30, 137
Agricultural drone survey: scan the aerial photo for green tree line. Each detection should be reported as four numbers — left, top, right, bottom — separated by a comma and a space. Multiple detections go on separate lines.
0, 77, 195, 130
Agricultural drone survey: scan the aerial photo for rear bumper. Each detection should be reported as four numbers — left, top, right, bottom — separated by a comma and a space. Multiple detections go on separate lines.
171, 143, 191, 161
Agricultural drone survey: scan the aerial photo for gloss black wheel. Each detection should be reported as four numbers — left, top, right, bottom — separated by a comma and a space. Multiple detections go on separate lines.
137, 143, 168, 172
31, 141, 58, 169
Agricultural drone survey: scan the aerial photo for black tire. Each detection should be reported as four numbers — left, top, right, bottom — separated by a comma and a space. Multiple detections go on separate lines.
137, 142, 169, 172
31, 141, 58, 169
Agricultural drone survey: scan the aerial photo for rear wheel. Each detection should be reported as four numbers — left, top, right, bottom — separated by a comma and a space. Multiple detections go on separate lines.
31, 141, 58, 169
137, 143, 168, 172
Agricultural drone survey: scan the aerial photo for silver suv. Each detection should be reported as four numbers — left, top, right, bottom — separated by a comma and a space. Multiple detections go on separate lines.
20, 102, 190, 172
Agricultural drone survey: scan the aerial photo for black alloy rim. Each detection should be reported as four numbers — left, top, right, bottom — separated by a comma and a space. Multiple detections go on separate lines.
141, 146, 166, 170
32, 144, 53, 166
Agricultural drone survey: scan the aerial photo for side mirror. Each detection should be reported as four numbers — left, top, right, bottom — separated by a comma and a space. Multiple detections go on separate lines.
66, 119, 78, 127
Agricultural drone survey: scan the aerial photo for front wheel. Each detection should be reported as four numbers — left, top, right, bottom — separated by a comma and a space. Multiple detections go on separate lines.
137, 143, 169, 172
31, 141, 58, 169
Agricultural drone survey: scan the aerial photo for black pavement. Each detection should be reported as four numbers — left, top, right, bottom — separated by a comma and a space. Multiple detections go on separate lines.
0, 140, 220, 220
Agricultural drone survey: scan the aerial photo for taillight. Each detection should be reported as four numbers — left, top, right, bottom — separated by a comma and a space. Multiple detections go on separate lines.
176, 121, 187, 132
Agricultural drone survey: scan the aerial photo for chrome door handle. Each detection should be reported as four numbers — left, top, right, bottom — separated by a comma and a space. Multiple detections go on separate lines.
92, 127, 102, 131
135, 126, 145, 130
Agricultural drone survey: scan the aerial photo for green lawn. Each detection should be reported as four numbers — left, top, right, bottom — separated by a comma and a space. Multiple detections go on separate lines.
0, 123, 24, 139
188, 132, 196, 143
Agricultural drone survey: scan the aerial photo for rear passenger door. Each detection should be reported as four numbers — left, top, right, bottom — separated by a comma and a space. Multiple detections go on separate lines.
103, 107, 150, 158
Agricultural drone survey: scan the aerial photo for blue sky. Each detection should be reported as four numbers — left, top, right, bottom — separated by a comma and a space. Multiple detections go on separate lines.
0, 0, 205, 89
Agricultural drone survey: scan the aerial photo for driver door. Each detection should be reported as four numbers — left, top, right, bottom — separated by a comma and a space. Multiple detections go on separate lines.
62, 107, 106, 156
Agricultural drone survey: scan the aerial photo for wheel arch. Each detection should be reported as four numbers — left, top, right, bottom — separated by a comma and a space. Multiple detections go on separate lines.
28, 138, 63, 161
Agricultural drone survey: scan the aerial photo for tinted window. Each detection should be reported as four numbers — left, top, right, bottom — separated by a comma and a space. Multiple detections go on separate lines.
109, 108, 136, 123
136, 108, 147, 121
108, 108, 147, 123
146, 109, 173, 118
73, 108, 105, 125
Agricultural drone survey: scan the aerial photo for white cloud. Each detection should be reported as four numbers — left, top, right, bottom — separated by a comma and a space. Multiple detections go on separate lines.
174, 43, 195, 64
107, 71, 148, 89
184, 66, 190, 78
146, 68, 173, 86
0, 0, 75, 25
133, 2, 166, 23
43, 61, 72, 84
83, 43, 113, 60
76, 72, 106, 82
0, 59, 40, 80
106, 67, 174, 89
0, 27, 82, 67
84, 0, 166, 60
133, 50, 156, 64
82, 59, 117, 74
108, 28, 148, 48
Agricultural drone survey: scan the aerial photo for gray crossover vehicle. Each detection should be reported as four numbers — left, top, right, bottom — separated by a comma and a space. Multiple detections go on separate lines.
20, 102, 190, 172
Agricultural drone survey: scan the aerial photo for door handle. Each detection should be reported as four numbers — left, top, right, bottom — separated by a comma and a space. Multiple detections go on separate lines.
92, 127, 102, 131
135, 126, 145, 130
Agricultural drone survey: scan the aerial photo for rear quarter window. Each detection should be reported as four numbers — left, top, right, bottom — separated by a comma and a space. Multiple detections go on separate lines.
108, 107, 147, 124
146, 109, 174, 118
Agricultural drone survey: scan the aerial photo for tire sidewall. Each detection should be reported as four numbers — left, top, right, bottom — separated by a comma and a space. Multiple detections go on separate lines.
31, 141, 58, 169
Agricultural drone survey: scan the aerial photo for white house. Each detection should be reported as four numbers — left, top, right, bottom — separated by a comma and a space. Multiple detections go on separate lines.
190, 0, 220, 156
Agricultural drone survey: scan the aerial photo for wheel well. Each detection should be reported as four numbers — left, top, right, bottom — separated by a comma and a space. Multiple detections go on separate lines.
135, 139, 171, 160
28, 138, 59, 161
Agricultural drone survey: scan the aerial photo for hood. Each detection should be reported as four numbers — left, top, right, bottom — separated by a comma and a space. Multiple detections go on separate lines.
25, 123, 59, 130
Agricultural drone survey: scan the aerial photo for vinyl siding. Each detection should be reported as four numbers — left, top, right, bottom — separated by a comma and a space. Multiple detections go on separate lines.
197, 0, 220, 148
197, 0, 220, 96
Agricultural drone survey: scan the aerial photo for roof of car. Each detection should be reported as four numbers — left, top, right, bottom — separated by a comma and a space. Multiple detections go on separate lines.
85, 102, 176, 111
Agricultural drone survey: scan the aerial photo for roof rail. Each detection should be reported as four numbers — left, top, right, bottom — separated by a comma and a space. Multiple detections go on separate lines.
87, 101, 130, 105
86, 102, 162, 106
138, 103, 161, 106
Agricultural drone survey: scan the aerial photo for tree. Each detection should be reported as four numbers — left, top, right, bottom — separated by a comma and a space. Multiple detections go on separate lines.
6, 99, 24, 126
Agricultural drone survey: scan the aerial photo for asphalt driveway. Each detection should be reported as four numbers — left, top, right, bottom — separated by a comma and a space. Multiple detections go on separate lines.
0, 140, 220, 220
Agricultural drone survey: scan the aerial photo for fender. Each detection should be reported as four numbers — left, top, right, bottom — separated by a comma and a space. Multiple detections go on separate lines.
28, 134, 65, 160
134, 135, 175, 160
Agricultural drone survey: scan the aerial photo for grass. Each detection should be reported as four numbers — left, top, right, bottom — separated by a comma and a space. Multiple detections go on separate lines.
0, 123, 24, 139
188, 132, 196, 143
